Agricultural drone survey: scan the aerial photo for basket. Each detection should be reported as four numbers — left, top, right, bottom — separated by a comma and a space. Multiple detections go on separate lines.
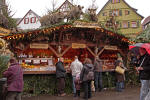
115, 66, 125, 74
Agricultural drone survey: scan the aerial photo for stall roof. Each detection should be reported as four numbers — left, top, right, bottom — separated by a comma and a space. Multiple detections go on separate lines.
2, 21, 134, 44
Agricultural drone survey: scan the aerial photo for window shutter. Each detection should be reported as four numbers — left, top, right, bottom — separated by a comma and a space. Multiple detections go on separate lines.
128, 11, 130, 15
30, 17, 32, 23
128, 22, 130, 28
35, 17, 36, 23
120, 22, 122, 28
119, 10, 122, 16
137, 21, 139, 27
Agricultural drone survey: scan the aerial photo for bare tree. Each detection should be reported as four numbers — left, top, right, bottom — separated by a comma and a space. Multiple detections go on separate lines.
51, 0, 58, 12
0, 2, 16, 28
89, 0, 98, 9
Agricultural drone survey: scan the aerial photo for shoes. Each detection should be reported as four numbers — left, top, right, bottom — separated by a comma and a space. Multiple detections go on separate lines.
82, 96, 91, 99
73, 93, 77, 97
60, 93, 66, 96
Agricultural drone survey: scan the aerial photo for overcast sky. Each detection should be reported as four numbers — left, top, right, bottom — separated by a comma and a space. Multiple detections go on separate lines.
7, 0, 150, 21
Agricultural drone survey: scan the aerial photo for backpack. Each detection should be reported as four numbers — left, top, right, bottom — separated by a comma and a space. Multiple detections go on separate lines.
86, 68, 94, 81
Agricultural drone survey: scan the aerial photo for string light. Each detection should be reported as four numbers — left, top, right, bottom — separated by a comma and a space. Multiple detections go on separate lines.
2, 24, 133, 44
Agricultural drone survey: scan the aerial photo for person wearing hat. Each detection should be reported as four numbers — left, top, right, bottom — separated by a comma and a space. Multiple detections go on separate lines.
115, 57, 126, 92
136, 48, 150, 100
3, 57, 24, 100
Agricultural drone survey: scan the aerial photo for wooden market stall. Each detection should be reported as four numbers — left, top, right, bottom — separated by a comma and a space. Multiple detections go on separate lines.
2, 21, 132, 74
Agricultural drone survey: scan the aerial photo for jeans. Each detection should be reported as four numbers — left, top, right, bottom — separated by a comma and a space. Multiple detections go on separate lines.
94, 72, 103, 91
72, 76, 76, 94
116, 82, 124, 92
140, 80, 150, 100
145, 90, 150, 100
6, 91, 22, 100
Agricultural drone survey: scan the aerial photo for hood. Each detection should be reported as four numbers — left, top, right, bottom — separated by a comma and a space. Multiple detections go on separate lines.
85, 64, 93, 69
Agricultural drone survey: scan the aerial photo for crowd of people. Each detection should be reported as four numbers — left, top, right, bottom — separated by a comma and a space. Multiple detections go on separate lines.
55, 56, 127, 100
2, 48, 150, 100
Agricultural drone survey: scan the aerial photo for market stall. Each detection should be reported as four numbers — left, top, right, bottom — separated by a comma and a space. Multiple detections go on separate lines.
2, 21, 132, 74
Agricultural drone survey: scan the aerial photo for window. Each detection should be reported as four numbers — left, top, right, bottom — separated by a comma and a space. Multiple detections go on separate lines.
125, 10, 130, 15
112, 0, 120, 3
102, 12, 107, 16
110, 10, 121, 16
109, 11, 112, 16
24, 18, 29, 24
112, 10, 119, 16
131, 21, 137, 28
123, 21, 128, 28
119, 10, 122, 16
31, 17, 36, 23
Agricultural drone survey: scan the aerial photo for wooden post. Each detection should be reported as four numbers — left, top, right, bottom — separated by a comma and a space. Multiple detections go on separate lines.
48, 45, 60, 57
60, 45, 72, 57
97, 48, 104, 56
86, 46, 96, 57
118, 49, 125, 58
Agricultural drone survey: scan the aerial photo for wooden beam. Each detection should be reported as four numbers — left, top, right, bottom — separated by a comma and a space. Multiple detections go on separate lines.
86, 46, 96, 57
48, 45, 60, 57
97, 48, 104, 56
118, 49, 125, 58
60, 45, 72, 57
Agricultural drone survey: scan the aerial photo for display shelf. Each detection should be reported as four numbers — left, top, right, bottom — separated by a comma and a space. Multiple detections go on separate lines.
23, 71, 55, 74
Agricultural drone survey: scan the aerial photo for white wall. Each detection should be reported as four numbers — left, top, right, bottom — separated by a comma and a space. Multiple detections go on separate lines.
17, 11, 41, 30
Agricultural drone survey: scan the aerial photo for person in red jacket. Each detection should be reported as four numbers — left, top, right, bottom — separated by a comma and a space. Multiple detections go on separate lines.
3, 57, 24, 100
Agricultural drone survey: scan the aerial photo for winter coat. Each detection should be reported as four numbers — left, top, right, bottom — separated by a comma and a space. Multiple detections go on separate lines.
80, 64, 94, 82
56, 61, 66, 78
115, 60, 125, 82
3, 63, 24, 92
94, 59, 103, 72
138, 53, 150, 80
70, 59, 83, 76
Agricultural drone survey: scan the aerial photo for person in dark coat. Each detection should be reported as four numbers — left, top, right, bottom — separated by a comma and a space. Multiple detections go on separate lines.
115, 58, 126, 92
56, 57, 66, 96
80, 58, 94, 100
94, 56, 103, 92
3, 57, 24, 100
136, 48, 150, 100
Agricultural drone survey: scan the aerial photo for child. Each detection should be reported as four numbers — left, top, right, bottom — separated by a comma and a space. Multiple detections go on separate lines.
74, 73, 81, 97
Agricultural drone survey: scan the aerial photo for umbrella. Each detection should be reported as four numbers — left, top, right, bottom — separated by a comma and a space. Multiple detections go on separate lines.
129, 43, 150, 55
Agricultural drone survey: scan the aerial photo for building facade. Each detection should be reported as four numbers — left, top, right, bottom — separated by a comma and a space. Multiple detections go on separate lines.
56, 0, 74, 15
17, 9, 41, 30
142, 16, 150, 30
97, 0, 144, 37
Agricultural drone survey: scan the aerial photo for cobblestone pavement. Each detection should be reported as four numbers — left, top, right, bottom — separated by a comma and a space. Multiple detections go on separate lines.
23, 86, 140, 100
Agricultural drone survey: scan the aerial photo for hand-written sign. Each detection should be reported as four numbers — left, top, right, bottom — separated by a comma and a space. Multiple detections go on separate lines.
30, 43, 48, 49
72, 43, 86, 48
104, 45, 117, 50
